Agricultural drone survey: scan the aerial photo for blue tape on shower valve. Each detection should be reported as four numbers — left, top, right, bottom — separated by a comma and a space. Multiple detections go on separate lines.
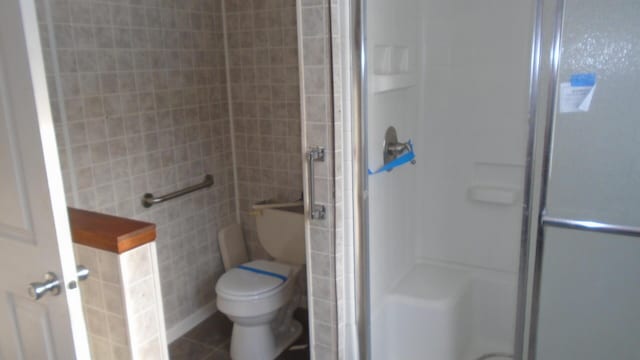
570, 73, 596, 87
368, 140, 416, 175
237, 265, 287, 282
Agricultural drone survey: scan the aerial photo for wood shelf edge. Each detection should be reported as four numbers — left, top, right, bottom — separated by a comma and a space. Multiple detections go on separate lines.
68, 207, 156, 254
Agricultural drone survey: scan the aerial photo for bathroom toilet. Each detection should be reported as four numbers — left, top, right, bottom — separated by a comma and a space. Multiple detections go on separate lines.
215, 205, 305, 360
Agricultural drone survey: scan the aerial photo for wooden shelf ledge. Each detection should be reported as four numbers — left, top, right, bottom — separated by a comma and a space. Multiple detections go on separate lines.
68, 207, 156, 254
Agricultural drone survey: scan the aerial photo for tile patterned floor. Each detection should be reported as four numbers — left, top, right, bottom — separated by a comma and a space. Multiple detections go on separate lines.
169, 309, 309, 360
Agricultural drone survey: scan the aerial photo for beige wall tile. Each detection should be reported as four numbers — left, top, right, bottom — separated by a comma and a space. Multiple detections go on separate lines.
107, 314, 129, 347
85, 306, 109, 338
80, 277, 105, 309
124, 276, 155, 315
89, 335, 113, 360
75, 244, 102, 280
120, 245, 152, 285
96, 249, 121, 285
129, 308, 159, 346
299, 0, 342, 358
38, 0, 234, 335
226, 0, 303, 259
132, 337, 163, 360
102, 282, 125, 316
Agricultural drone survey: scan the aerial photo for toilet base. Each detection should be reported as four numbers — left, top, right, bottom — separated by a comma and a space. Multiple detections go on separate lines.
230, 319, 302, 360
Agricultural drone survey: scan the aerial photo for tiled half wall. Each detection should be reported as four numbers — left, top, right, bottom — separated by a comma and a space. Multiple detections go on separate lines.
74, 242, 168, 360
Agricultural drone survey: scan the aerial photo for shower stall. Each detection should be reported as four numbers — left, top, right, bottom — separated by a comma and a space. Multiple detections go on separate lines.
358, 0, 534, 358
348, 0, 640, 359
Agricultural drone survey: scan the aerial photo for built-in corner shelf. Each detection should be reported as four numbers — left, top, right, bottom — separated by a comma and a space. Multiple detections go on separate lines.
373, 73, 417, 93
372, 44, 416, 93
67, 207, 156, 254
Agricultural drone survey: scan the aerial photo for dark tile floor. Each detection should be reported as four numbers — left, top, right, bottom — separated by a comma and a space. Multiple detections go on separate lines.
169, 309, 310, 360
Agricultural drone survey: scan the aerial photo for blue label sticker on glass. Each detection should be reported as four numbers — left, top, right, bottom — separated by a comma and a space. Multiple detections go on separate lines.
570, 73, 596, 87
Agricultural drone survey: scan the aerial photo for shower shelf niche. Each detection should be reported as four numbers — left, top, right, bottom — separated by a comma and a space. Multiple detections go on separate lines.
468, 186, 520, 205
373, 45, 415, 93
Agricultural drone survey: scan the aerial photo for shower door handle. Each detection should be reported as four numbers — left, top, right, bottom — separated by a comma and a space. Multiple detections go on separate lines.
306, 147, 326, 220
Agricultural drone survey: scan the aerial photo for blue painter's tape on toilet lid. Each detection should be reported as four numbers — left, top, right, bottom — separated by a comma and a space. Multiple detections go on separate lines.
216, 260, 291, 297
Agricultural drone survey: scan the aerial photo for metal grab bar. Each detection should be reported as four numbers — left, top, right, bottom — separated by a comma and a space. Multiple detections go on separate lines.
142, 174, 214, 208
307, 147, 326, 220
249, 201, 304, 216
252, 201, 303, 210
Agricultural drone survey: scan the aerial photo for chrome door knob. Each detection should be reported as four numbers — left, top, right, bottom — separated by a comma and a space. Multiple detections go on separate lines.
67, 265, 90, 290
28, 266, 89, 300
76, 265, 89, 281
28, 272, 61, 300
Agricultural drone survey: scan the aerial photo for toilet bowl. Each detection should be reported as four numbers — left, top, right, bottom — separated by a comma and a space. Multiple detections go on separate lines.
215, 205, 305, 360
216, 260, 301, 359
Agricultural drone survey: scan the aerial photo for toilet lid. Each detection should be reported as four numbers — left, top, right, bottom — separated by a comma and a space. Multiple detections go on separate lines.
216, 260, 291, 297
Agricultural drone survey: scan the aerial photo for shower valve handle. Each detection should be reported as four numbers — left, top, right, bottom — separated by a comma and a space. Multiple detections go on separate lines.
386, 142, 411, 155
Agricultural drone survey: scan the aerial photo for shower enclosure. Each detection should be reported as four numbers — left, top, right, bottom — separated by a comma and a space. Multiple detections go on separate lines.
349, 0, 640, 359
357, 0, 536, 358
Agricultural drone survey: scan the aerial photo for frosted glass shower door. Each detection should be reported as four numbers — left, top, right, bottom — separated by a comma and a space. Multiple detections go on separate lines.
535, 0, 640, 359
536, 228, 640, 359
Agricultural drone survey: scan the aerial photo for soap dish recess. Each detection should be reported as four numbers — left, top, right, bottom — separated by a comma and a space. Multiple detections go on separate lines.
468, 186, 520, 205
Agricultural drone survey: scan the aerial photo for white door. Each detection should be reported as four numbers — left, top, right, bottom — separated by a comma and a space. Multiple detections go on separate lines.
0, 0, 90, 359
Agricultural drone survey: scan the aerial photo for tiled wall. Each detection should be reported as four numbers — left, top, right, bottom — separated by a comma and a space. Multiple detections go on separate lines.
74, 243, 169, 360
37, 0, 338, 358
35, 0, 236, 333
224, 0, 303, 259
298, 0, 341, 358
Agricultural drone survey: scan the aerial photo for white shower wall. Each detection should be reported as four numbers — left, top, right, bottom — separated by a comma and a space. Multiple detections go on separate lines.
366, 0, 422, 315
416, 0, 533, 272
414, 0, 534, 348
366, 0, 535, 356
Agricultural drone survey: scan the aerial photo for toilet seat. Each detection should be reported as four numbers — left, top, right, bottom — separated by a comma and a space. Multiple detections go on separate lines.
216, 260, 293, 299
214, 216, 305, 360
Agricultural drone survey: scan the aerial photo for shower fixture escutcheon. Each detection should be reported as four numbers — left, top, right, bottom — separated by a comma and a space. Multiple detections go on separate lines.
383, 126, 416, 170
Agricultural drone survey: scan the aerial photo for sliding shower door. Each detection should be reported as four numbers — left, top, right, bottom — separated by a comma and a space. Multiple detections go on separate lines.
533, 0, 640, 359
360, 0, 536, 359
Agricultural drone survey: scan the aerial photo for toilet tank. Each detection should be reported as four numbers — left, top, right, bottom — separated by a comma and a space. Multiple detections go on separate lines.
255, 205, 305, 265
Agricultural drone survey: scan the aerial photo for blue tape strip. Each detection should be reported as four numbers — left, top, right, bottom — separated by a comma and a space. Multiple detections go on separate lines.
237, 265, 287, 282
570, 73, 596, 87
368, 140, 416, 175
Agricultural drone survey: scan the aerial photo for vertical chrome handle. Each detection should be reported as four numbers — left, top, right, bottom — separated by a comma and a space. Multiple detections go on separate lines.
307, 147, 326, 220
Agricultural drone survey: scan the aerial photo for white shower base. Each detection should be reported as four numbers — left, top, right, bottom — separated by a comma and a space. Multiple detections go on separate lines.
372, 262, 515, 360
